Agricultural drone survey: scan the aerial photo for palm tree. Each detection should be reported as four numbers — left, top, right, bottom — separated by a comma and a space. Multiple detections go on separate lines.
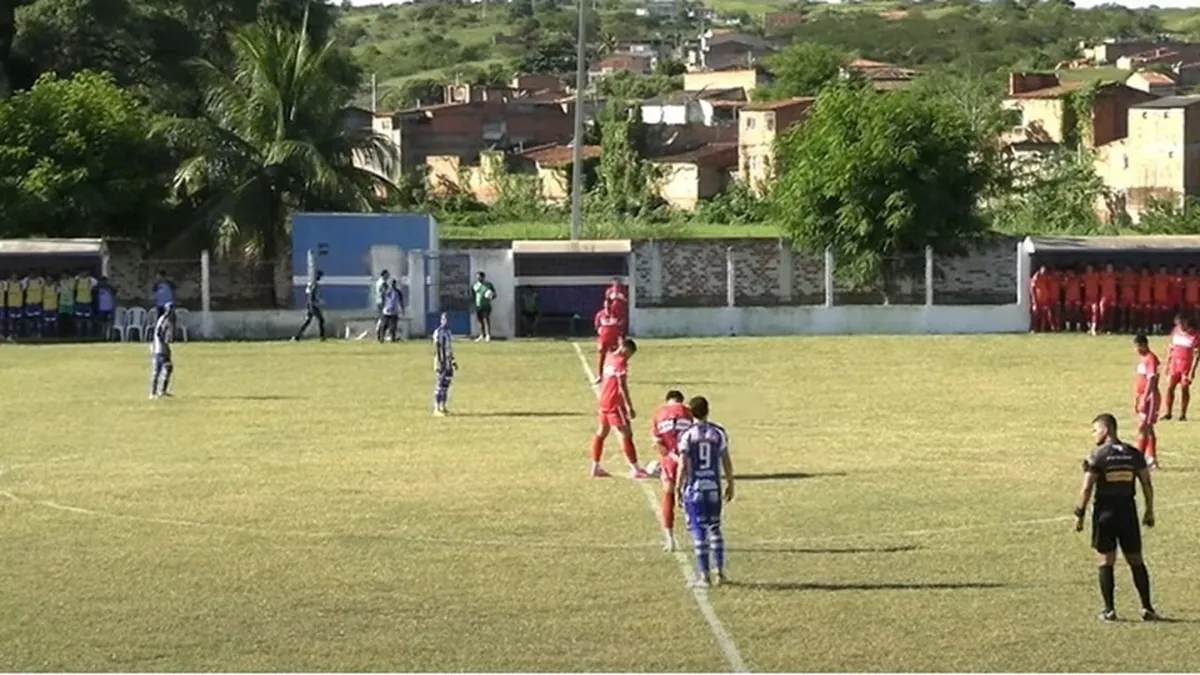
160, 13, 398, 306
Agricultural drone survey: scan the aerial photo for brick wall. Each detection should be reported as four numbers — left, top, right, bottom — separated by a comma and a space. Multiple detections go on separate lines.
105, 236, 1019, 313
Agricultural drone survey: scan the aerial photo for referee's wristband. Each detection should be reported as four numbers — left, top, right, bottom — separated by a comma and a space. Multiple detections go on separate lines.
1074, 507, 1086, 519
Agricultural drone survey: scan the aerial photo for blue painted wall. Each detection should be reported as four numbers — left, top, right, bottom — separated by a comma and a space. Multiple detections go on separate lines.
290, 213, 435, 310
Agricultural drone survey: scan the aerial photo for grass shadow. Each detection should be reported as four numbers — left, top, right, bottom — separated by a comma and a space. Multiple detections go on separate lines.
738, 472, 847, 482
642, 380, 725, 387
732, 544, 920, 555
728, 580, 1006, 592
463, 411, 589, 418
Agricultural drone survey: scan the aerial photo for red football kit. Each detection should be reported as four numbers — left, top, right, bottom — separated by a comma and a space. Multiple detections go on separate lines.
1119, 271, 1138, 309
590, 351, 642, 476
1136, 351, 1161, 425
1165, 327, 1198, 420
595, 308, 622, 352
605, 283, 629, 334
1063, 272, 1082, 327
651, 401, 693, 533
1186, 275, 1200, 312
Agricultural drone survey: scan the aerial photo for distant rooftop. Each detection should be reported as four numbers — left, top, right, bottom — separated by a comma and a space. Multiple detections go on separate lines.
1132, 95, 1200, 109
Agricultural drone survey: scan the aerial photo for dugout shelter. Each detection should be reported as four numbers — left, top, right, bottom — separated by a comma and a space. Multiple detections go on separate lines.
512, 240, 631, 337
1024, 235, 1200, 270
0, 238, 108, 278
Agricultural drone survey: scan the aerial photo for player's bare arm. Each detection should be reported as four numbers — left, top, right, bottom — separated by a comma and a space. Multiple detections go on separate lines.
1137, 468, 1155, 527
675, 451, 689, 505
721, 450, 735, 503
1074, 467, 1096, 532
620, 377, 636, 420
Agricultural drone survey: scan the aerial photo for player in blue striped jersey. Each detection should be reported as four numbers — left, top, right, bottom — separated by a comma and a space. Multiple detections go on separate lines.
432, 312, 457, 416
675, 396, 734, 587
150, 303, 176, 399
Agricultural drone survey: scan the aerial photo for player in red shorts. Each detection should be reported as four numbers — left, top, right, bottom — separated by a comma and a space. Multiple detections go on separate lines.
1063, 268, 1083, 332
1099, 263, 1118, 334
1162, 314, 1198, 422
592, 299, 623, 385
1119, 266, 1139, 333
604, 278, 629, 336
1153, 266, 1173, 334
650, 390, 693, 552
1082, 264, 1101, 335
1137, 267, 1154, 334
1169, 266, 1186, 323
1030, 266, 1053, 332
591, 339, 649, 479
1133, 334, 1161, 469
1186, 267, 1200, 318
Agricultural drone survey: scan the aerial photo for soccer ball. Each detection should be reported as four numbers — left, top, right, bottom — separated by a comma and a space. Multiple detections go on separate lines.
485, 289, 495, 300
645, 460, 661, 477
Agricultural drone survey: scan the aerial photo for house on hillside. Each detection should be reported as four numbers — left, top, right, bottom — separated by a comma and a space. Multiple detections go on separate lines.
1094, 96, 1200, 221
641, 88, 748, 126
1116, 45, 1200, 71
589, 52, 655, 85
369, 100, 575, 172
1126, 69, 1177, 96
1086, 38, 1191, 66
762, 10, 806, 35
737, 97, 814, 195
842, 58, 918, 91
682, 66, 772, 97
999, 72, 1158, 159
651, 143, 739, 211
688, 30, 773, 71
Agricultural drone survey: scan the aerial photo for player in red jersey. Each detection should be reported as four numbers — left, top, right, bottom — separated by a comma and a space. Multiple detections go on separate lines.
1169, 266, 1186, 322
1186, 267, 1200, 317
591, 339, 649, 479
1030, 266, 1053, 332
1063, 268, 1083, 332
1119, 266, 1139, 333
1162, 315, 1198, 422
1099, 263, 1118, 334
1137, 267, 1154, 334
1082, 264, 1101, 335
1133, 334, 1161, 469
604, 278, 629, 336
650, 390, 693, 552
1153, 266, 1173, 334
593, 299, 623, 384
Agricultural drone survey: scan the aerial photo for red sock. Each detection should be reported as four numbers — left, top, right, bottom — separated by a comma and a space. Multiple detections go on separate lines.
621, 435, 638, 465
1166, 387, 1176, 415
590, 435, 604, 463
661, 489, 675, 530
1137, 436, 1148, 453
1146, 436, 1157, 460
596, 350, 607, 376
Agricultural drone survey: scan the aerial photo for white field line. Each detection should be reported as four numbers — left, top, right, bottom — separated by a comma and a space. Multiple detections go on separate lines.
570, 341, 749, 673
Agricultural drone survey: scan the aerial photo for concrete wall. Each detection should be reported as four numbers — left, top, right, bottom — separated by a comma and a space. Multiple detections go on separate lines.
631, 304, 1029, 337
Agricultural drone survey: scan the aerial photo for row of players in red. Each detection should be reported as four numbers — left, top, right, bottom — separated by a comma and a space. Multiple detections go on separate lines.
1129, 316, 1200, 469
1030, 265, 1200, 333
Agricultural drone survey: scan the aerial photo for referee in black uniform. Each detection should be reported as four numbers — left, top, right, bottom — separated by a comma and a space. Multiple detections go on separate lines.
293, 270, 326, 341
1074, 413, 1159, 622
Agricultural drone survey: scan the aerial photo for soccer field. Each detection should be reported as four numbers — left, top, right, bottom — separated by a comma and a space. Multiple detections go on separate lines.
3, 336, 1200, 672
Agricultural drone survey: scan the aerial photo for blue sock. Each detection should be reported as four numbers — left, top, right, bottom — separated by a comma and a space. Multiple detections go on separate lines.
710, 524, 725, 573
691, 525, 710, 578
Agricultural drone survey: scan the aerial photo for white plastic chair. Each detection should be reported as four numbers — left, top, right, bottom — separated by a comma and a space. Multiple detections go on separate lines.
142, 310, 157, 342
110, 307, 129, 342
175, 308, 189, 342
125, 307, 147, 342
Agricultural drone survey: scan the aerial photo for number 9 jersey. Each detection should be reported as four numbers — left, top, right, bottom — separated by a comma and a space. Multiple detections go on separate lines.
678, 421, 730, 527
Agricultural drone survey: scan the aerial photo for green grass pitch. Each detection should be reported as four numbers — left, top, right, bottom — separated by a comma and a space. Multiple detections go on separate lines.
2, 336, 1200, 671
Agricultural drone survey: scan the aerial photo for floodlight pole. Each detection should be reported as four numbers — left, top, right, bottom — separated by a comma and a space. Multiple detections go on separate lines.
568, 0, 588, 241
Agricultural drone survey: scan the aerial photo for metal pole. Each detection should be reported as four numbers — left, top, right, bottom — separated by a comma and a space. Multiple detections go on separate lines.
568, 0, 588, 241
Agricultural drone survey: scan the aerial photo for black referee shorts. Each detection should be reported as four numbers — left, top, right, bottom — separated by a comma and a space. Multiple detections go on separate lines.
1092, 506, 1142, 555
476, 307, 491, 323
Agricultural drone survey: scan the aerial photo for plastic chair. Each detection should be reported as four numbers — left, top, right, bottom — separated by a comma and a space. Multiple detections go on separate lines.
175, 308, 190, 342
143, 310, 157, 342
125, 307, 147, 342
110, 307, 129, 342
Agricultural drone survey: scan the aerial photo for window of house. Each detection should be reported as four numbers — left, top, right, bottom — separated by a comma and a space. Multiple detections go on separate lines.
766, 113, 775, 131
1000, 108, 1022, 128
1142, 111, 1149, 119
1123, 155, 1129, 169
1169, 150, 1175, 159
745, 116, 756, 130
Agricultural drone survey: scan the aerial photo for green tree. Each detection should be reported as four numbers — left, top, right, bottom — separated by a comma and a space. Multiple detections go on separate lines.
518, 32, 578, 74
763, 42, 848, 99
769, 83, 993, 294
593, 103, 663, 218
0, 71, 166, 239
988, 151, 1109, 235
160, 17, 398, 304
